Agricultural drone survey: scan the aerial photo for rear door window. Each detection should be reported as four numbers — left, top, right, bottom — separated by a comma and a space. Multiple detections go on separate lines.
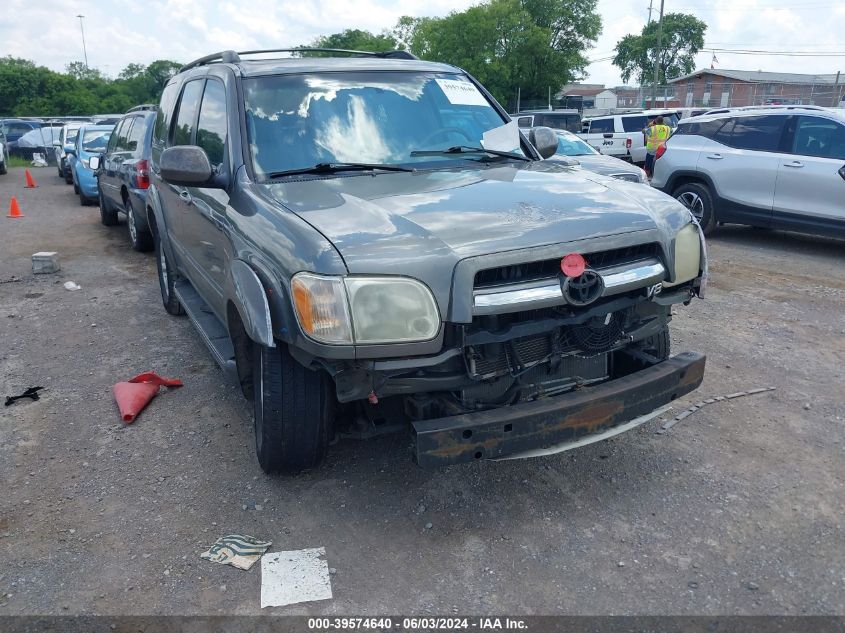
196, 79, 228, 167
726, 115, 786, 152
126, 116, 147, 156
171, 80, 204, 146
588, 118, 614, 134
622, 116, 648, 132
116, 118, 134, 152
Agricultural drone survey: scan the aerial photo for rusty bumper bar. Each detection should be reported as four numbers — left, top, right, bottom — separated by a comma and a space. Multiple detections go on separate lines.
412, 351, 706, 468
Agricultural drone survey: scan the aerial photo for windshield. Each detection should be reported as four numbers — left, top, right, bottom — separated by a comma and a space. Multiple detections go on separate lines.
243, 71, 525, 176
555, 134, 597, 156
81, 129, 111, 152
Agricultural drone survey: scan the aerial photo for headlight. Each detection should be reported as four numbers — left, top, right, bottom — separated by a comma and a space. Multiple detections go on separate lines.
291, 273, 440, 345
663, 222, 701, 287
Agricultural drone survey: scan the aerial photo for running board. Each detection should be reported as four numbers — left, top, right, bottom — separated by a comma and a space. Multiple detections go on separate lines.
173, 279, 238, 381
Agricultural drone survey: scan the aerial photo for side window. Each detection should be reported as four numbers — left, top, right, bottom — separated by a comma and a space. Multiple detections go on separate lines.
589, 118, 614, 134
171, 80, 204, 147
196, 79, 228, 167
712, 118, 736, 145
126, 116, 146, 156
517, 116, 533, 128
622, 116, 648, 132
106, 121, 124, 153
792, 116, 845, 160
727, 115, 785, 152
154, 83, 179, 146
116, 118, 134, 152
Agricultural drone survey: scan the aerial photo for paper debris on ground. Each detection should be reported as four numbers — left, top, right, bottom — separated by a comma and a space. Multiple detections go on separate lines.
199, 534, 272, 571
63, 281, 81, 291
261, 547, 333, 608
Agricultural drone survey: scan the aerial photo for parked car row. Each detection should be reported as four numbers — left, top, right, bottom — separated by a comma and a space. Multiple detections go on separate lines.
652, 106, 845, 238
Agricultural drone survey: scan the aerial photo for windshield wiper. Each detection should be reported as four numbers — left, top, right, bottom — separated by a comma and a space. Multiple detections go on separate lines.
409, 145, 530, 161
267, 162, 415, 178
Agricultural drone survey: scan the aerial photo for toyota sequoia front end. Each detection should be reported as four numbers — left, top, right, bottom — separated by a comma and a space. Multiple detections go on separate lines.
150, 51, 707, 472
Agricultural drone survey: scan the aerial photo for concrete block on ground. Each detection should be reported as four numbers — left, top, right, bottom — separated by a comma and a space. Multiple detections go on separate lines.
32, 252, 60, 274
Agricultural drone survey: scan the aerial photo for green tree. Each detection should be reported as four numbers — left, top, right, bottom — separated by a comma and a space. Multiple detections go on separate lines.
613, 13, 706, 85
396, 0, 601, 107
307, 28, 401, 53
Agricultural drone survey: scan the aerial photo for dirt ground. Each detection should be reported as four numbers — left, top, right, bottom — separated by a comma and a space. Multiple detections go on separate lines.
1, 166, 843, 616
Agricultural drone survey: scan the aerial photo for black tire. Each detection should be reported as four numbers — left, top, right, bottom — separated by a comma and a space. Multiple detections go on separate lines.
98, 187, 118, 224
252, 341, 333, 474
126, 200, 154, 252
673, 182, 716, 234
79, 192, 92, 206
0, 161, 6, 175
154, 231, 184, 316
64, 170, 73, 184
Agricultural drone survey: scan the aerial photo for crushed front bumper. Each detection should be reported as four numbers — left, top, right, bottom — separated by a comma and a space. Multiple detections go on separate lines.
412, 351, 705, 468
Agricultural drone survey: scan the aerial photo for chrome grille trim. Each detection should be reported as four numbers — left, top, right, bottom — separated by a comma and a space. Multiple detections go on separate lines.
472, 258, 665, 315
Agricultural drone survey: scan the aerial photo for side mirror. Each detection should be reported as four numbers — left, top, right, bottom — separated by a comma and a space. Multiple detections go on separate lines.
839, 165, 845, 181
89, 155, 101, 171
160, 145, 213, 186
528, 127, 558, 160
64, 144, 76, 156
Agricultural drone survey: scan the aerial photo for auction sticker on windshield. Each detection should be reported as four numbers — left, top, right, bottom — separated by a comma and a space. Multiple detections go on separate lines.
435, 78, 489, 106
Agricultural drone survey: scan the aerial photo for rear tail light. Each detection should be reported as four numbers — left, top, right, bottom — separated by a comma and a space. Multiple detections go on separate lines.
655, 145, 667, 160
136, 159, 150, 190
626, 138, 632, 149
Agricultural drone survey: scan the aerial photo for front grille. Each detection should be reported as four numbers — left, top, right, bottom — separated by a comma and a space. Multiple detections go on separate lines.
473, 242, 662, 289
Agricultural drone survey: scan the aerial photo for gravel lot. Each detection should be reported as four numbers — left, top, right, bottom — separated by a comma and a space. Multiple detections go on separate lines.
1, 166, 843, 615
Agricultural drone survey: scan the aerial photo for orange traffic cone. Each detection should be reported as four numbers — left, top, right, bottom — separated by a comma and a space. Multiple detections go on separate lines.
7, 196, 24, 218
113, 371, 183, 423
24, 169, 37, 188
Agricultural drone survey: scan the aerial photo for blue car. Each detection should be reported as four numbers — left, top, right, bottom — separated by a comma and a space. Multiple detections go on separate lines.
96, 108, 157, 251
66, 124, 113, 206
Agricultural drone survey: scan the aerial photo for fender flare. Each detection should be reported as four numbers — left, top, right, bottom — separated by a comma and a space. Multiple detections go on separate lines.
229, 260, 274, 348
146, 185, 177, 264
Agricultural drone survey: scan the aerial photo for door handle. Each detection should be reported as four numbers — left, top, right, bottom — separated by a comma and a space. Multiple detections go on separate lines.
179, 190, 193, 204
783, 161, 804, 168
705, 153, 723, 160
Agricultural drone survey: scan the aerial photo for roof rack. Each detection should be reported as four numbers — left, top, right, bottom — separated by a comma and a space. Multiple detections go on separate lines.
179, 48, 418, 72
126, 104, 158, 113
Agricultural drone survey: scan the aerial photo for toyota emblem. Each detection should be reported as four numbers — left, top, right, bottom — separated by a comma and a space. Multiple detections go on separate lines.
562, 270, 604, 306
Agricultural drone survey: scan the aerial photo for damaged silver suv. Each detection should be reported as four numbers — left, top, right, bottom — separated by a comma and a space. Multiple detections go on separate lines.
148, 48, 707, 473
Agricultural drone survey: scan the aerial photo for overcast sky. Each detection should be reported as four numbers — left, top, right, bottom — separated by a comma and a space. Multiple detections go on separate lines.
3, 0, 844, 86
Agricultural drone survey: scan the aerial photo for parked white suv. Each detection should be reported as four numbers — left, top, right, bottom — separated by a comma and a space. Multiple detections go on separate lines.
652, 108, 845, 237
579, 110, 680, 164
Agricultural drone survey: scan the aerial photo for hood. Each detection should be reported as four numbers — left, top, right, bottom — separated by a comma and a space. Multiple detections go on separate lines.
261, 161, 679, 273
550, 154, 644, 179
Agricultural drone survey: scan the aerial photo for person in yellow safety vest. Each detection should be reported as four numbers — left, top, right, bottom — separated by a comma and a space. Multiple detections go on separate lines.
643, 116, 671, 179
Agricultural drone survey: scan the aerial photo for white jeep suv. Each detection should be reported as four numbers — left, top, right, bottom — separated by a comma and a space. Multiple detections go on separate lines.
652, 107, 845, 237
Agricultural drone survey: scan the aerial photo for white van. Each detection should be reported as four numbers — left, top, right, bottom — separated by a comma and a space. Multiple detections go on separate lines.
579, 110, 680, 164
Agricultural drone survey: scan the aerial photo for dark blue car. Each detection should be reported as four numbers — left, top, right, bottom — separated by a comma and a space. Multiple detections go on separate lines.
96, 108, 156, 251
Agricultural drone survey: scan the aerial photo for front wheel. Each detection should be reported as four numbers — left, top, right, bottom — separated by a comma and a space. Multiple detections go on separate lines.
99, 187, 118, 224
154, 232, 184, 316
252, 341, 333, 474
673, 182, 716, 234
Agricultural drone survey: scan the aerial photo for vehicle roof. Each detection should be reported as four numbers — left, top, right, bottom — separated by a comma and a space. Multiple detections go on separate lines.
194, 57, 461, 78
79, 124, 115, 131
513, 109, 579, 115
582, 109, 678, 120
683, 106, 845, 124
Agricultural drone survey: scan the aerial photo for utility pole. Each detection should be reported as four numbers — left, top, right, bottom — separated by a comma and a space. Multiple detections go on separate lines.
651, 0, 665, 107
76, 14, 89, 70
647, 0, 655, 24
834, 71, 841, 107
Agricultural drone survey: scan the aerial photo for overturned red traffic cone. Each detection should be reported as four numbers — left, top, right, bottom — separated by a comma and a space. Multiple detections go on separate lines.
24, 169, 37, 188
113, 372, 183, 423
